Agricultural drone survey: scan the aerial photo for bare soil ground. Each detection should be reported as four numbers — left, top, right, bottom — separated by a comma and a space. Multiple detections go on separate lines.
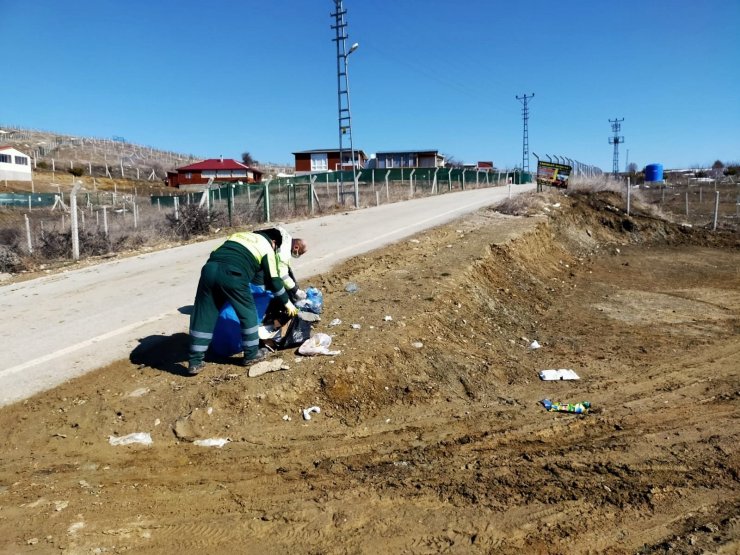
0, 191, 738, 554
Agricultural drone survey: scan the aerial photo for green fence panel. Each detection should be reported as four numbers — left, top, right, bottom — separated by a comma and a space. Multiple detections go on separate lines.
0, 192, 57, 207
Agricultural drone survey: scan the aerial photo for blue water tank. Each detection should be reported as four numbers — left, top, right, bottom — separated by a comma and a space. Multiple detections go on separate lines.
644, 163, 664, 182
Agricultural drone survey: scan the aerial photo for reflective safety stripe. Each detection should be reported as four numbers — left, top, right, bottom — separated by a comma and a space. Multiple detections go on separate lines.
191, 344, 209, 352
274, 287, 286, 297
242, 338, 259, 347
190, 330, 213, 339
241, 325, 260, 335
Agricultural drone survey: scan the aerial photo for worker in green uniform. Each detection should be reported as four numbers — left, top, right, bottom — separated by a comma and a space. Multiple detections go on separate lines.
252, 226, 308, 302
187, 229, 299, 375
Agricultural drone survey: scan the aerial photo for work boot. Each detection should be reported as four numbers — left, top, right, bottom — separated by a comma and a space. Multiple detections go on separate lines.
242, 347, 269, 367
187, 361, 206, 376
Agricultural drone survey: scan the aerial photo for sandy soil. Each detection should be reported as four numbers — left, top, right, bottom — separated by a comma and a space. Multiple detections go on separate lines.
0, 191, 738, 554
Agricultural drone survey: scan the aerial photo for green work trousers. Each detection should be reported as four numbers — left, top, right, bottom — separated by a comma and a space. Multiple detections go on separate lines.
188, 260, 260, 366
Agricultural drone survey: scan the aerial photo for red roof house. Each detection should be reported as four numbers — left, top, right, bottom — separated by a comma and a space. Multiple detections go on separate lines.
166, 157, 263, 188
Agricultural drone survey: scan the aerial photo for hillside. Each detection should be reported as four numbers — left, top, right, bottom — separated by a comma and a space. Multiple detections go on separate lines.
0, 125, 293, 191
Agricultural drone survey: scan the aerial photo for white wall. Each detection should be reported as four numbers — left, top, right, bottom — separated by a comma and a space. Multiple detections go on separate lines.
0, 147, 32, 181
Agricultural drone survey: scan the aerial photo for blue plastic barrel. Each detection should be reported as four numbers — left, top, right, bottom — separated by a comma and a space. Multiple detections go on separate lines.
644, 163, 664, 182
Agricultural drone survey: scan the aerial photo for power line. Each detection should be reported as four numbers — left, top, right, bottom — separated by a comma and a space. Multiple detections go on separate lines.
516, 93, 534, 173
608, 118, 624, 177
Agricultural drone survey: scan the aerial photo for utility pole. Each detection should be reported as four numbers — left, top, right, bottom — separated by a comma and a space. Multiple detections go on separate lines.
331, 0, 359, 207
608, 118, 625, 177
516, 93, 534, 174
625, 148, 630, 173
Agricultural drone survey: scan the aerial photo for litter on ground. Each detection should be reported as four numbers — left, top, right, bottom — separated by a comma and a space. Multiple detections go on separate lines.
538, 369, 580, 381
302, 406, 321, 420
193, 438, 230, 448
298, 333, 341, 356
108, 432, 152, 446
541, 399, 591, 413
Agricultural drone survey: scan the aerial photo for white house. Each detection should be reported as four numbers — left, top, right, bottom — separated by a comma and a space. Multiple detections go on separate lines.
0, 146, 32, 182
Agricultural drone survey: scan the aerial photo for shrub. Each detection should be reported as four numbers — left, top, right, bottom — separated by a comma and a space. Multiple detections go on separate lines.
37, 230, 111, 259
68, 166, 85, 177
165, 204, 215, 239
0, 245, 23, 273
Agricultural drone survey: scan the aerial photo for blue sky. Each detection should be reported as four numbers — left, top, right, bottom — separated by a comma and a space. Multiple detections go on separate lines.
1, 0, 738, 171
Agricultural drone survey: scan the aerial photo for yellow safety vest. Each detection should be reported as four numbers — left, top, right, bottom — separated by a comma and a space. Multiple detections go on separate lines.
224, 232, 279, 278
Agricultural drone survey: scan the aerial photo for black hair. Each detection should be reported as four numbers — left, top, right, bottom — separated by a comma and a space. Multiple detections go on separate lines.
255, 228, 282, 248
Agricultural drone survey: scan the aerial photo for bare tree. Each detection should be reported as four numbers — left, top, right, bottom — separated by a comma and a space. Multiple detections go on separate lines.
443, 154, 463, 168
242, 152, 258, 166
711, 159, 725, 178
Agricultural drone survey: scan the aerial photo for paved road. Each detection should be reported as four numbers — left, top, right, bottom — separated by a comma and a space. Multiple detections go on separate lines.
0, 184, 534, 406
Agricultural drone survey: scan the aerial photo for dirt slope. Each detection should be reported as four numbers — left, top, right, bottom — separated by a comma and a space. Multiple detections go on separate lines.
0, 191, 738, 554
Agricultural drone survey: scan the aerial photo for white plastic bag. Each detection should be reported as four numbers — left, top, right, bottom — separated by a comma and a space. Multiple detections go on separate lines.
297, 333, 341, 356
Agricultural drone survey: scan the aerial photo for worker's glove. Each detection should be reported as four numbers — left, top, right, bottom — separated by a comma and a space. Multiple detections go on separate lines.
285, 301, 299, 317
294, 288, 307, 301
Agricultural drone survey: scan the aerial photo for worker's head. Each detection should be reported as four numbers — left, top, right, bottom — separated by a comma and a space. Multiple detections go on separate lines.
256, 229, 282, 251
291, 238, 307, 259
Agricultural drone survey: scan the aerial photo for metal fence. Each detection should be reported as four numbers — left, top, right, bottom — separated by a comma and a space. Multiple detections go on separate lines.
149, 168, 530, 226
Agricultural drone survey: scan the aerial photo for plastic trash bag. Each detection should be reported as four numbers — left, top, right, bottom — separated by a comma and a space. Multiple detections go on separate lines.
296, 286, 323, 314
281, 314, 314, 348
298, 333, 341, 356
211, 285, 274, 357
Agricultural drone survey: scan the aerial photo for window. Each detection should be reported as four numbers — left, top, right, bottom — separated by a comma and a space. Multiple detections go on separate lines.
201, 170, 216, 177
14, 156, 28, 165
0, 154, 10, 163
216, 170, 231, 178
310, 153, 328, 172
232, 170, 247, 177
185, 172, 192, 179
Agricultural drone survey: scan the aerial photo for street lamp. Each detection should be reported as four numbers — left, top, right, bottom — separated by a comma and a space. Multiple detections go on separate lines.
344, 42, 359, 207
332, 0, 360, 207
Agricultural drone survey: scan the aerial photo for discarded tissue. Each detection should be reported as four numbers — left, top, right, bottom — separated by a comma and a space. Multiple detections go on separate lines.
538, 369, 580, 381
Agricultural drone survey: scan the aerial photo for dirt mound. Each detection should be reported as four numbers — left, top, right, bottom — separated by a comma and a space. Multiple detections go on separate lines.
0, 191, 738, 554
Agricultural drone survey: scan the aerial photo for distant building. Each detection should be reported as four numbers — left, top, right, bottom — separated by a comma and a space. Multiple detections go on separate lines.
166, 157, 262, 188
374, 150, 445, 169
293, 149, 368, 176
0, 146, 32, 182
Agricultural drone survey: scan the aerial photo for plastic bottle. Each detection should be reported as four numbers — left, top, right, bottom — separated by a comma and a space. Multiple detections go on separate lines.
541, 399, 591, 414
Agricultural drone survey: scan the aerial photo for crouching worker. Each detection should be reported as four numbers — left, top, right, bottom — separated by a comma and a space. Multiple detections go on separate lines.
187, 229, 299, 376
